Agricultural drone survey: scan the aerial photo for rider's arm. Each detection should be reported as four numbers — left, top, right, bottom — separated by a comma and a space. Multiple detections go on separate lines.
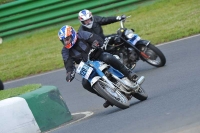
61, 47, 75, 72
87, 33, 104, 47
95, 15, 119, 25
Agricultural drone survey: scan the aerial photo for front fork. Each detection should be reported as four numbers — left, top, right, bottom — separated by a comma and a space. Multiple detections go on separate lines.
135, 40, 151, 60
90, 71, 116, 90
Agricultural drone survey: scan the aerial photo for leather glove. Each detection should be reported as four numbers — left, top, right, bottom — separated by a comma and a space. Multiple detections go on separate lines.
66, 68, 76, 82
92, 40, 100, 49
116, 15, 126, 21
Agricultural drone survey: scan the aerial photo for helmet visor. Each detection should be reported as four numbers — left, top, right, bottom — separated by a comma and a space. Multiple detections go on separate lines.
63, 36, 72, 49
80, 17, 93, 29
82, 18, 92, 25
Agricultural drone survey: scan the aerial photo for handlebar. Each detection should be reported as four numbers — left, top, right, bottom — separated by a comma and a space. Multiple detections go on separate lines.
87, 49, 95, 61
120, 15, 131, 28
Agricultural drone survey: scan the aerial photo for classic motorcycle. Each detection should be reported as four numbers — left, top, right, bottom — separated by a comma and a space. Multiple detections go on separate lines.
76, 49, 148, 109
102, 16, 166, 69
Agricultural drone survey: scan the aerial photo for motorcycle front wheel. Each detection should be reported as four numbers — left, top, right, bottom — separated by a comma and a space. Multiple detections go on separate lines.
94, 79, 130, 109
139, 43, 166, 67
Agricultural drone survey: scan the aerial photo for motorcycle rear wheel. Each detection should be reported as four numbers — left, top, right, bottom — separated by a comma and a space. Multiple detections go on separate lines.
94, 79, 130, 109
132, 86, 148, 101
139, 43, 166, 67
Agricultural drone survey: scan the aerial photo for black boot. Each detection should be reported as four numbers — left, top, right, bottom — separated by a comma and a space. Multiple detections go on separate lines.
112, 58, 138, 81
103, 100, 113, 108
119, 66, 138, 81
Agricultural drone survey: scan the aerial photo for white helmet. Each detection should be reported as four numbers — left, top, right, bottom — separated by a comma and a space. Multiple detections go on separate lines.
78, 9, 94, 29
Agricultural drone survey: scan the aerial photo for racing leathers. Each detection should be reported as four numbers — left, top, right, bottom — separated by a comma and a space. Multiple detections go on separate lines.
78, 15, 120, 39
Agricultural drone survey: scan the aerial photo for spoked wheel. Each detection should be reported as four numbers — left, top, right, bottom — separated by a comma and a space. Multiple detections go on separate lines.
132, 86, 148, 101
139, 44, 166, 67
94, 79, 130, 109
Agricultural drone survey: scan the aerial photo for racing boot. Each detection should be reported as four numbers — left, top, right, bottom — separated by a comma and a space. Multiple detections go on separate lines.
118, 64, 138, 81
103, 100, 113, 108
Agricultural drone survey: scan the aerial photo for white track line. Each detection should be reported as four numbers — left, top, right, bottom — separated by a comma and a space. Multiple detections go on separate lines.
44, 111, 93, 133
157, 34, 200, 46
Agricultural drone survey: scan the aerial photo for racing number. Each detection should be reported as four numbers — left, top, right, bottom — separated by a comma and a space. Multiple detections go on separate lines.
80, 67, 87, 77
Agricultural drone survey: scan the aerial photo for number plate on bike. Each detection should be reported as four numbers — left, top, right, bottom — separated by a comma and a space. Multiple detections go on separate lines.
128, 34, 141, 45
76, 61, 93, 79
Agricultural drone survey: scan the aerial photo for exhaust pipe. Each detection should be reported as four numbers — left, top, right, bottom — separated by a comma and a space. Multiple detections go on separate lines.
111, 74, 145, 91
137, 76, 145, 85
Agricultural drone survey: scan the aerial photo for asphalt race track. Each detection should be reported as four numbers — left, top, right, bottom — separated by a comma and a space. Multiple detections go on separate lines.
4, 34, 200, 133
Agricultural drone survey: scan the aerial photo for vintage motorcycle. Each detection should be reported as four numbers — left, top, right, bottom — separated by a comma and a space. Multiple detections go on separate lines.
76, 49, 148, 109
102, 16, 166, 69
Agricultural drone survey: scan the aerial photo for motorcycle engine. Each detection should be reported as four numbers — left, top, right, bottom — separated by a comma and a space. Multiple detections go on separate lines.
118, 47, 138, 69
128, 48, 138, 61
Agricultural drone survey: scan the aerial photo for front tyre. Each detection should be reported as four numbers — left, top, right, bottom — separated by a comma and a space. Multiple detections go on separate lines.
140, 43, 166, 67
94, 80, 130, 109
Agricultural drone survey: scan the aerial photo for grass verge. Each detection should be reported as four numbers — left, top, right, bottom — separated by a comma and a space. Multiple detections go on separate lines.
0, 84, 41, 100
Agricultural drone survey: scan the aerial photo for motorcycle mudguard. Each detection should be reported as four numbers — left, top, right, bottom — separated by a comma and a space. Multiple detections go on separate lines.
136, 40, 150, 46
90, 76, 101, 87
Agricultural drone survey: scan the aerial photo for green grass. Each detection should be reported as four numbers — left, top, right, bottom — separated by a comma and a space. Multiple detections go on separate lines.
0, 0, 13, 4
103, 0, 200, 43
0, 0, 200, 83
0, 84, 41, 100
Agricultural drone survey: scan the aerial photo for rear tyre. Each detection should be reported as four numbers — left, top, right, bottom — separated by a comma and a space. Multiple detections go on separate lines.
94, 80, 130, 109
132, 86, 148, 101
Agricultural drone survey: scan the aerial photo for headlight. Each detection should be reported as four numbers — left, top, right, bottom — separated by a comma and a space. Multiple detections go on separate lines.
125, 29, 134, 39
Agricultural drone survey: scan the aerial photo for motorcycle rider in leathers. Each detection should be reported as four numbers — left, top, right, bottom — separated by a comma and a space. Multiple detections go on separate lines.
58, 25, 137, 108
78, 9, 126, 44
